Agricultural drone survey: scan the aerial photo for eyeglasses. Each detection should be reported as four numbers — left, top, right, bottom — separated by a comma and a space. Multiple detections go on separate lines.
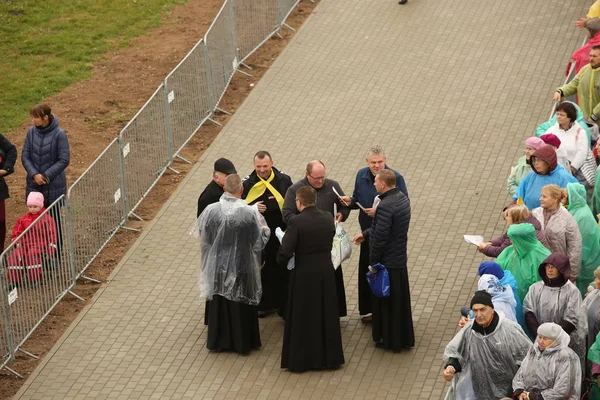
308, 173, 326, 181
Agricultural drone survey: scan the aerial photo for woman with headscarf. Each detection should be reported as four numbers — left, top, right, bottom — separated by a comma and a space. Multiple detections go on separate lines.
479, 261, 523, 327
512, 322, 581, 400
478, 205, 548, 258
565, 182, 600, 294
496, 223, 551, 301
514, 145, 578, 210
523, 253, 588, 365
507, 137, 545, 197
532, 184, 583, 283
477, 274, 517, 323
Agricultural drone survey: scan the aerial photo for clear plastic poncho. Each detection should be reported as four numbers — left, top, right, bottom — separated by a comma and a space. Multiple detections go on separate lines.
523, 280, 588, 365
478, 274, 517, 323
443, 314, 531, 400
513, 328, 581, 400
496, 223, 551, 301
584, 289, 600, 349
196, 193, 270, 305
566, 182, 600, 295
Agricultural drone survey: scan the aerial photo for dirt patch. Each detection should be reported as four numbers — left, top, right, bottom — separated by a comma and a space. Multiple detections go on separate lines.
0, 1, 319, 398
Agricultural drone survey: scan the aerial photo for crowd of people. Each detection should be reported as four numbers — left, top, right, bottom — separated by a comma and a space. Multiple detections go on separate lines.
1, 103, 70, 287
194, 146, 413, 372
443, 2, 600, 398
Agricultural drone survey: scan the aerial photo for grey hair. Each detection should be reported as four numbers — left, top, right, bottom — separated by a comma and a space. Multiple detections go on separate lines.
366, 145, 385, 158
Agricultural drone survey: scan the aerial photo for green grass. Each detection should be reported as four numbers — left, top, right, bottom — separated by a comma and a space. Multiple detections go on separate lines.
0, 0, 187, 133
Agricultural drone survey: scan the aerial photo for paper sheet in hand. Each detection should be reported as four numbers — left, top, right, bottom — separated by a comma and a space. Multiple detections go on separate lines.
463, 235, 485, 246
275, 227, 295, 270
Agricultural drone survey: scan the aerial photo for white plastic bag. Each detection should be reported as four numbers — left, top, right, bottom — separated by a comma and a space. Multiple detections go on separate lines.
331, 222, 351, 269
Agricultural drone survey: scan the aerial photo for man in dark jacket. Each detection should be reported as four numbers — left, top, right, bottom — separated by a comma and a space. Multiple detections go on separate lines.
197, 158, 237, 218
282, 160, 351, 317
22, 104, 70, 208
0, 134, 17, 252
242, 151, 292, 317
340, 145, 408, 322
353, 169, 413, 349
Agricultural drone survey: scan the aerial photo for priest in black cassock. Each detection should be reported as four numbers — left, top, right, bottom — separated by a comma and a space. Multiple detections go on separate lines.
242, 151, 293, 318
277, 186, 344, 372
196, 157, 237, 217
198, 174, 270, 353
282, 160, 350, 317
197, 157, 237, 325
353, 169, 414, 350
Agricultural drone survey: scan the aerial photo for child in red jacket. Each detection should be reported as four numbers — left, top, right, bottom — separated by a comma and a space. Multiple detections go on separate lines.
6, 192, 57, 285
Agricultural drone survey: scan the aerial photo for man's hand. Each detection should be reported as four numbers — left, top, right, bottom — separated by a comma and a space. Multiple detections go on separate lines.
553, 91, 562, 102
352, 233, 365, 245
442, 366, 455, 382
338, 195, 351, 206
575, 18, 587, 29
0, 170, 8, 177
364, 207, 376, 217
256, 201, 267, 213
33, 174, 46, 185
458, 316, 471, 328
335, 212, 344, 222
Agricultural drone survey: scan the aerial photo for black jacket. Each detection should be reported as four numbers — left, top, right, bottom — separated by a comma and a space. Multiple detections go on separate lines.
364, 187, 411, 269
242, 167, 292, 231
0, 134, 17, 201
197, 180, 224, 218
282, 178, 350, 225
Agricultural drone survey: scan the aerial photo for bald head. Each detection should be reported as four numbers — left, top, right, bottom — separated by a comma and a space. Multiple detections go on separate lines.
306, 160, 327, 189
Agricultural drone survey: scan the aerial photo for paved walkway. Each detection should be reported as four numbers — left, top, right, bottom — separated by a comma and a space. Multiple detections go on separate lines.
15, 0, 590, 398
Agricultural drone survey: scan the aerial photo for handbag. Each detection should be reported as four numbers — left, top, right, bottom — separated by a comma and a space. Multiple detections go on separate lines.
576, 148, 597, 187
366, 263, 390, 298
331, 222, 351, 270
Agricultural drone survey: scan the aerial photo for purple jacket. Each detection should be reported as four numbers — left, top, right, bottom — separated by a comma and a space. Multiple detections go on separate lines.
483, 216, 549, 258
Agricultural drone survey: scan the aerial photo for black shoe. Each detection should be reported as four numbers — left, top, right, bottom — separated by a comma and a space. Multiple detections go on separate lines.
398, 0, 407, 4
375, 342, 386, 349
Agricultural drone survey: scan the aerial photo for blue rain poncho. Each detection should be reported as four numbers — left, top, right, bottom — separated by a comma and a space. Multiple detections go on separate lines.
477, 274, 517, 323
566, 182, 600, 294
443, 314, 531, 400
197, 193, 270, 305
512, 326, 581, 400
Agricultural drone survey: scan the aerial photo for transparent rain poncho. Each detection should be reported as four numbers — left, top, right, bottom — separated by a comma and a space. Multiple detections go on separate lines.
478, 274, 517, 323
496, 223, 551, 301
443, 314, 531, 400
523, 280, 588, 365
566, 182, 600, 294
513, 328, 581, 400
584, 289, 600, 349
195, 193, 270, 305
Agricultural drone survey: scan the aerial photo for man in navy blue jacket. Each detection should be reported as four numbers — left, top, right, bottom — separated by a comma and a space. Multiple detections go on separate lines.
340, 146, 407, 322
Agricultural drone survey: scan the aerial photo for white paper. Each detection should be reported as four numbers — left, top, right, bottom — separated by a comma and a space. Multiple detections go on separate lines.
275, 227, 295, 270
8, 288, 17, 305
463, 235, 485, 246
372, 196, 381, 209
355, 202, 366, 211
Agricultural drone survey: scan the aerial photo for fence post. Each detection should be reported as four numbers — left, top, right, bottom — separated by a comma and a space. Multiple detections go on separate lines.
229, 0, 240, 70
163, 81, 178, 173
0, 254, 16, 373
117, 135, 131, 220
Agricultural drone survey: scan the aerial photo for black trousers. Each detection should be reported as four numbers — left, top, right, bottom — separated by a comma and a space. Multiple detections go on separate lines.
358, 239, 372, 315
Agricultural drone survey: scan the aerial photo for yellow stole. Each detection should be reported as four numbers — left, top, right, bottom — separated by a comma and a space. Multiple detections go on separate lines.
245, 170, 285, 210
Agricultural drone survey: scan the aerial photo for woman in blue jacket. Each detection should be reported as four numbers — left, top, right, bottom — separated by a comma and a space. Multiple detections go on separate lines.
22, 104, 70, 208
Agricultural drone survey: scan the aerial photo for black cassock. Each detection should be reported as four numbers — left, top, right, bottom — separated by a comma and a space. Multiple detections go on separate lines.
199, 195, 268, 353
278, 206, 345, 372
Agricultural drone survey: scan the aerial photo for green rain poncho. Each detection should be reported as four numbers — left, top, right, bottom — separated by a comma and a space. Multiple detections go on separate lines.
496, 223, 551, 301
567, 182, 600, 295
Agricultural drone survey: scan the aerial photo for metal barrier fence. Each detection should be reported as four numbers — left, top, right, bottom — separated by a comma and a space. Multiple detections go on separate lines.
0, 197, 74, 377
0, 0, 308, 375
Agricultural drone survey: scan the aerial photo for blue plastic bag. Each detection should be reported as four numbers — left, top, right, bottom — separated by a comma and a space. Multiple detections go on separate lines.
366, 263, 390, 298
